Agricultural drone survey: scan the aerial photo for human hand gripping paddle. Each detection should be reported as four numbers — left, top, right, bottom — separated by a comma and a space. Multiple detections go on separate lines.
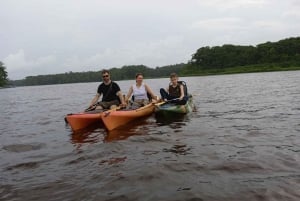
84, 103, 98, 112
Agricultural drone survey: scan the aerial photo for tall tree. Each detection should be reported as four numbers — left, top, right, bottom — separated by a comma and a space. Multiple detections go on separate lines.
0, 61, 8, 87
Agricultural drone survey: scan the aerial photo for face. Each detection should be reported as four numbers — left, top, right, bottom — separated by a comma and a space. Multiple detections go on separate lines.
170, 77, 178, 85
102, 73, 110, 81
136, 75, 143, 83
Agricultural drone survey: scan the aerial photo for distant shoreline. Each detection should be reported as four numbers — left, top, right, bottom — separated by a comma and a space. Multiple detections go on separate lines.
4, 68, 300, 88
181, 66, 300, 77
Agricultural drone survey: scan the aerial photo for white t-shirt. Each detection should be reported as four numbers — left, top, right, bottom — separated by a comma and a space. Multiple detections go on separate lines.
132, 83, 148, 100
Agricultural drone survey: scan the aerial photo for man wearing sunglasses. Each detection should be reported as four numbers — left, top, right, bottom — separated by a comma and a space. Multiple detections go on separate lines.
87, 69, 126, 110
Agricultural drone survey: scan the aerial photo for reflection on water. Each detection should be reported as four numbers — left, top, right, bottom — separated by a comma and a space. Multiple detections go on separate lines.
69, 112, 192, 145
106, 128, 142, 142
70, 128, 103, 144
105, 115, 156, 142
69, 122, 105, 149
155, 112, 188, 125
69, 116, 156, 144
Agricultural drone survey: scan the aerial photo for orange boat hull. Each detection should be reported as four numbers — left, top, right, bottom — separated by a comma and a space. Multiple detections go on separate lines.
101, 103, 155, 131
65, 112, 102, 132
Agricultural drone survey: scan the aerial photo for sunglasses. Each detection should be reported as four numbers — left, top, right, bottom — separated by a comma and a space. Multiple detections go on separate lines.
102, 75, 109, 78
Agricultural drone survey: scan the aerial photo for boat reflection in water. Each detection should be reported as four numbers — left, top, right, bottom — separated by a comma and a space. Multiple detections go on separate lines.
69, 116, 152, 145
69, 123, 106, 149
154, 112, 188, 126
105, 116, 151, 142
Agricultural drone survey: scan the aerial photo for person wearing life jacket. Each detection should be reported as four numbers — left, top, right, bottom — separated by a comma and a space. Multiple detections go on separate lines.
160, 73, 188, 105
125, 73, 158, 109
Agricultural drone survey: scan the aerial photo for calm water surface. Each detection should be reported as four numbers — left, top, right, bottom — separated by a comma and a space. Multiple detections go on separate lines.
1, 71, 300, 201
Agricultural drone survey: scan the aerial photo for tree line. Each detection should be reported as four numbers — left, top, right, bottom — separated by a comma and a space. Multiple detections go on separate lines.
3, 36, 300, 87
10, 64, 185, 86
0, 62, 8, 87
182, 37, 300, 75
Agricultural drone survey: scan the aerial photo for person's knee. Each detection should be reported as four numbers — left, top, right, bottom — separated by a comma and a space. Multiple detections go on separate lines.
175, 99, 186, 105
160, 88, 168, 99
110, 105, 117, 109
96, 105, 104, 110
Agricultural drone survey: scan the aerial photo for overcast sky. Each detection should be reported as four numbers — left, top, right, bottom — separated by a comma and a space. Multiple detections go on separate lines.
1, 0, 299, 80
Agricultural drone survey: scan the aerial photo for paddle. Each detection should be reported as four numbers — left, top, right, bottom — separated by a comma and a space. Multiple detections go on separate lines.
101, 105, 123, 118
85, 98, 127, 112
154, 101, 166, 106
154, 98, 180, 106
84, 103, 98, 112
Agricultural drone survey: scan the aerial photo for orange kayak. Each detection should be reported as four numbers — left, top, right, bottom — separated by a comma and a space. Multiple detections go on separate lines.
65, 110, 103, 132
101, 103, 155, 131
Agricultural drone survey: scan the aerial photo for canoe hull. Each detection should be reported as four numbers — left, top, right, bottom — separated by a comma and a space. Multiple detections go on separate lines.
65, 113, 102, 132
155, 98, 194, 114
101, 103, 155, 131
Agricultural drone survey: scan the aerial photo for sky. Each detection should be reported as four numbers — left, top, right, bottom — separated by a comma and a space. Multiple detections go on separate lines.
1, 0, 299, 80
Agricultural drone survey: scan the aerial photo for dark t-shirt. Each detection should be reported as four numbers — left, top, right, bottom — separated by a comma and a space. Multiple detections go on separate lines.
168, 84, 181, 98
97, 81, 121, 102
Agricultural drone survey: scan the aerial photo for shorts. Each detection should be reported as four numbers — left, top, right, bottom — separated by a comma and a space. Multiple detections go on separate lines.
130, 99, 149, 109
97, 100, 120, 109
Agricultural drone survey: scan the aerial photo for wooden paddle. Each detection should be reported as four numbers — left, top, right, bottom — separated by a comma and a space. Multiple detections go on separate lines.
101, 105, 123, 117
154, 101, 166, 106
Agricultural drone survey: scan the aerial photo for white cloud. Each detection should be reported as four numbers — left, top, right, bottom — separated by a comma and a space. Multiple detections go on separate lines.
0, 0, 299, 79
190, 17, 244, 31
196, 0, 268, 9
64, 35, 187, 70
3, 50, 57, 79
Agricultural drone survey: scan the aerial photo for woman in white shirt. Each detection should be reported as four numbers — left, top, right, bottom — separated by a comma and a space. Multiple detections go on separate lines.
125, 73, 158, 108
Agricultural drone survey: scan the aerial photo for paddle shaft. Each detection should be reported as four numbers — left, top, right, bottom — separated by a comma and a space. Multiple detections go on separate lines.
154, 98, 180, 106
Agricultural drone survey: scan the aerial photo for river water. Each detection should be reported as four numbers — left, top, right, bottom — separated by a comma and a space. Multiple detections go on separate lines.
1, 71, 300, 201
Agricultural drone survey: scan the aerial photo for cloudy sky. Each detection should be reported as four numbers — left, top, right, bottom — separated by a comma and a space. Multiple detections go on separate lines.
1, 0, 299, 80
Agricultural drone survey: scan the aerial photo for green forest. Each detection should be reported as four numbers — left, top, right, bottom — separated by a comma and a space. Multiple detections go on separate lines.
183, 36, 300, 75
9, 64, 185, 86
0, 62, 8, 87
2, 36, 300, 87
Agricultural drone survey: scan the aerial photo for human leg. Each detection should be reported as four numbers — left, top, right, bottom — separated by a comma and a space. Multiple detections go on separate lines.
174, 96, 188, 105
109, 105, 118, 109
160, 88, 171, 101
98, 100, 119, 110
95, 105, 104, 110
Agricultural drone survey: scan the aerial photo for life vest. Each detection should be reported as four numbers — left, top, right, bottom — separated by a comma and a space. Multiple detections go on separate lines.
178, 81, 188, 96
168, 81, 188, 98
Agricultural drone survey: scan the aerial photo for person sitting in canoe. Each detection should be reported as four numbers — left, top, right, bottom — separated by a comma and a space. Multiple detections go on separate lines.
87, 69, 126, 111
125, 73, 159, 109
160, 73, 188, 105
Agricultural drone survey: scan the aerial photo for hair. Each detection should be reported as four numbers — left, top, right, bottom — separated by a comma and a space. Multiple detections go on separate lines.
170, 73, 178, 79
101, 69, 110, 75
135, 72, 143, 79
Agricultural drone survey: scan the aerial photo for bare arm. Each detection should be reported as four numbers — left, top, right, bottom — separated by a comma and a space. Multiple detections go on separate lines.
179, 85, 184, 100
125, 86, 133, 103
145, 84, 158, 100
89, 93, 100, 107
117, 91, 126, 106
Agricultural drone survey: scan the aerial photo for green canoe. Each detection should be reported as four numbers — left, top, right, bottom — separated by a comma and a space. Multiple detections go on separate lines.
155, 95, 194, 114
